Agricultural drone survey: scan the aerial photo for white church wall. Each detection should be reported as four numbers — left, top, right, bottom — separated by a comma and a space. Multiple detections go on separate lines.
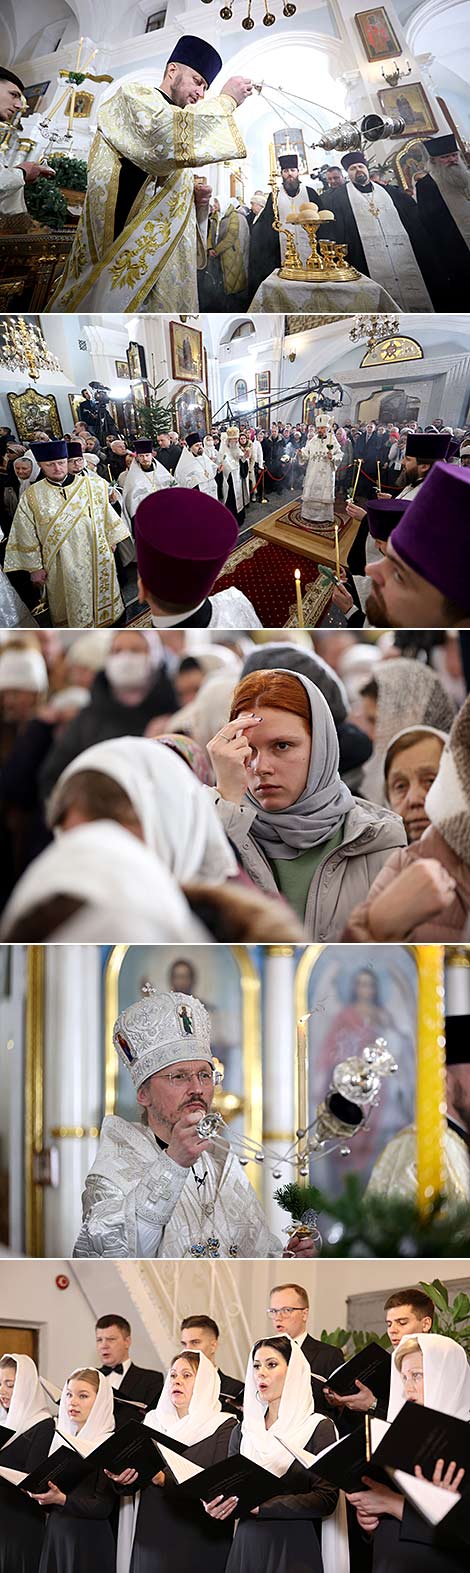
0, 1259, 164, 1380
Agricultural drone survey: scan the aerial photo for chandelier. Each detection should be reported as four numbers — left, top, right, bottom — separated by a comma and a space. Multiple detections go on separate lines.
0, 317, 62, 381
349, 313, 400, 352
200, 0, 296, 27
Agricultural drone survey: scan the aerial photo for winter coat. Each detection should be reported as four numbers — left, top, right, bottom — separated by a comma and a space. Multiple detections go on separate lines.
207, 791, 406, 941
343, 824, 470, 942
39, 667, 177, 800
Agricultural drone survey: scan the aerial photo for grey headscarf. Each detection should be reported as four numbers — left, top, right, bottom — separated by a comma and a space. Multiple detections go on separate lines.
245, 670, 354, 859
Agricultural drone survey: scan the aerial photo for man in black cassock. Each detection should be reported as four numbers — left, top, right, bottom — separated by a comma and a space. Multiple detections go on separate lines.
416, 134, 470, 309
316, 152, 439, 309
248, 153, 318, 303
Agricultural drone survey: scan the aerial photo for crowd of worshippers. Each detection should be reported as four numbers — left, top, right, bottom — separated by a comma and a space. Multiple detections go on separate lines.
1, 1289, 469, 1573
2, 47, 470, 316
1, 626, 470, 944
1, 416, 470, 632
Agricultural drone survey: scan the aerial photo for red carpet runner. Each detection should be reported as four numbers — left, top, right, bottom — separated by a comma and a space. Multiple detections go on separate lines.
213, 537, 334, 626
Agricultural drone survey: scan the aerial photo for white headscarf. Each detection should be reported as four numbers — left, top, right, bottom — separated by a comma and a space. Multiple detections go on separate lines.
14, 451, 41, 496
240, 1339, 349, 1573
145, 1350, 231, 1444
0, 647, 48, 695
1, 821, 207, 942
49, 1367, 115, 1457
47, 737, 237, 885
240, 1338, 319, 1475
0, 1354, 51, 1444
388, 1333, 470, 1424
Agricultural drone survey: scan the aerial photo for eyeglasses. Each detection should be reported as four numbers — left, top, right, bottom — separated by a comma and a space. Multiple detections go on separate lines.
266, 1306, 304, 1317
158, 1071, 214, 1088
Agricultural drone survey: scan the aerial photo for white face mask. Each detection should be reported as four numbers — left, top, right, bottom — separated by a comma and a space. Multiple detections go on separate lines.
106, 651, 151, 690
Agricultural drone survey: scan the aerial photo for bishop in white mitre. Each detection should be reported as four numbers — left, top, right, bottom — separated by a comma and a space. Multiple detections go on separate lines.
48, 37, 251, 314
73, 991, 315, 1259
5, 440, 130, 627
300, 415, 342, 526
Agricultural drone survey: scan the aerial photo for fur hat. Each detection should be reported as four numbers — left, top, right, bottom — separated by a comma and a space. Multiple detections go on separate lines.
425, 695, 470, 866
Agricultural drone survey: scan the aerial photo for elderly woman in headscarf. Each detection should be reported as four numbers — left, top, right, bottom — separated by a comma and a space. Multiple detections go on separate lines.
347, 1333, 470, 1572
206, 669, 406, 939
344, 695, 470, 942
108, 1349, 237, 1573
0, 1353, 55, 1573
352, 658, 456, 805
39, 630, 177, 801
205, 1336, 344, 1573
28, 1367, 116, 1573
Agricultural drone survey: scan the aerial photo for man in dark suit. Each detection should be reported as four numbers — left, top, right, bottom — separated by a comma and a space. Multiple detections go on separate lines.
324, 1286, 434, 1425
268, 1282, 344, 1417
180, 1314, 244, 1413
95, 1313, 164, 1415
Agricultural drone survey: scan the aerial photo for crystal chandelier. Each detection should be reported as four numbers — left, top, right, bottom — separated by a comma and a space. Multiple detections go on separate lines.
349, 314, 400, 352
200, 0, 296, 27
0, 317, 62, 381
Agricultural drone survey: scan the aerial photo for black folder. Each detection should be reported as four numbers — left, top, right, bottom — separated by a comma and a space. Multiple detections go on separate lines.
0, 1426, 15, 1447
373, 1401, 470, 1495
324, 1344, 391, 1406
22, 1422, 188, 1496
173, 1451, 286, 1517
307, 1419, 394, 1494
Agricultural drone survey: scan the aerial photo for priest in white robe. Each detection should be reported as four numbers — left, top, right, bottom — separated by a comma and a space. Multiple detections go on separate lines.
134, 486, 262, 628
4, 440, 130, 627
121, 438, 173, 526
299, 415, 342, 527
174, 432, 218, 497
47, 37, 252, 314
0, 67, 55, 219
73, 990, 314, 1258
219, 427, 248, 525
317, 151, 435, 310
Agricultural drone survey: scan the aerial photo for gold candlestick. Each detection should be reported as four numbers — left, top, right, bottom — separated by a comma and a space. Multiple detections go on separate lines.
334, 522, 341, 581
351, 458, 362, 501
377, 461, 381, 495
294, 568, 304, 627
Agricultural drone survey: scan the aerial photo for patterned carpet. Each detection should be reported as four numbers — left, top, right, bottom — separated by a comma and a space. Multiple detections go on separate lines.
264, 497, 349, 540
214, 536, 334, 626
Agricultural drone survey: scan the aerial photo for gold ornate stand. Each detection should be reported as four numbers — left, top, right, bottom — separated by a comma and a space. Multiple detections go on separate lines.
270, 166, 360, 285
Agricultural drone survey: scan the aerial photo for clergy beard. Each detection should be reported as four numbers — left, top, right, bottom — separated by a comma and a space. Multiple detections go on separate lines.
282, 178, 300, 197
148, 1092, 211, 1134
365, 586, 392, 626
352, 173, 372, 191
432, 160, 470, 198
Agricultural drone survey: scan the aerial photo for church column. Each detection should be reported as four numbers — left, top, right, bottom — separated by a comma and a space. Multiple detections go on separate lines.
262, 946, 297, 1240
43, 946, 102, 1257
441, 353, 470, 426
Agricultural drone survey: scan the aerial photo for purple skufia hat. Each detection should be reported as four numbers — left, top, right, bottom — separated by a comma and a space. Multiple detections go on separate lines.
366, 497, 410, 541
31, 441, 67, 461
167, 35, 222, 87
390, 460, 470, 611
135, 487, 238, 603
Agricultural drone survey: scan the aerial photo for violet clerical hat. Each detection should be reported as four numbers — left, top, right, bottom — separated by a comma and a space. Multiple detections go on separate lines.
366, 497, 410, 541
31, 440, 67, 462
390, 461, 470, 613
167, 35, 222, 87
135, 488, 238, 603
134, 439, 153, 454
405, 433, 450, 462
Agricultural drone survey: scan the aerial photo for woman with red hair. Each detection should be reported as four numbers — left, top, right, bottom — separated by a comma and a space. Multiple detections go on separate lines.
207, 669, 406, 939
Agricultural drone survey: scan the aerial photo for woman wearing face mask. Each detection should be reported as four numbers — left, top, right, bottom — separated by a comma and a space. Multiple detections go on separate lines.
347, 1334, 470, 1572
26, 1367, 116, 1573
207, 670, 406, 939
0, 1353, 55, 1573
205, 1337, 344, 1573
108, 1349, 236, 1573
39, 631, 177, 800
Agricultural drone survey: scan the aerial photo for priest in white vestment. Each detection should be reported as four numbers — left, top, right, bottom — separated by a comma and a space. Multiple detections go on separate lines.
121, 439, 173, 525
174, 432, 218, 497
73, 990, 318, 1258
299, 415, 342, 527
0, 67, 55, 218
317, 152, 434, 310
4, 440, 130, 627
47, 37, 252, 314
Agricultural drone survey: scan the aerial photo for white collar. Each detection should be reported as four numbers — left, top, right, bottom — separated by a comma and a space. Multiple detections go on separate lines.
150, 603, 207, 627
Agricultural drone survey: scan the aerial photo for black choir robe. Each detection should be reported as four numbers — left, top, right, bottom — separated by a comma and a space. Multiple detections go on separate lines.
0, 1418, 55, 1573
225, 1418, 338, 1573
372, 1502, 468, 1572
416, 174, 470, 309
37, 1467, 116, 1573
130, 1416, 237, 1573
316, 184, 441, 306
106, 1361, 164, 1414
248, 187, 318, 302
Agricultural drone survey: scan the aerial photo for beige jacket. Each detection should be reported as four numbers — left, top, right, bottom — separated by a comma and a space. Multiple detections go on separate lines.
209, 791, 406, 941
343, 825, 470, 942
